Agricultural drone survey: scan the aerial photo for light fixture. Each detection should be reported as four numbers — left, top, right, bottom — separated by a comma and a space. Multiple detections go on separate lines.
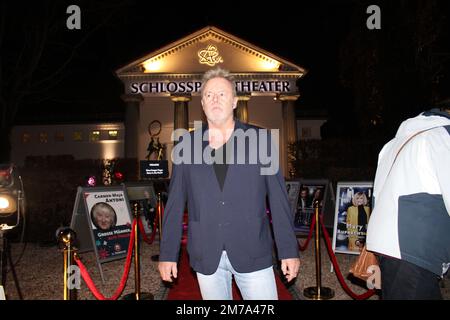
0, 164, 24, 231
260, 58, 280, 71
87, 175, 97, 187
0, 164, 25, 300
114, 172, 124, 182
143, 59, 162, 72
0, 193, 18, 214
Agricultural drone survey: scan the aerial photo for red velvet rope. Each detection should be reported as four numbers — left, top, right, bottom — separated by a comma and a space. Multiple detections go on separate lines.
138, 216, 157, 245
159, 201, 164, 223
74, 219, 136, 300
318, 214, 376, 300
298, 215, 316, 251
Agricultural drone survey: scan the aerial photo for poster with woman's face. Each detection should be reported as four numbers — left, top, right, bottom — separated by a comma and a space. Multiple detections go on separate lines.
332, 183, 373, 255
85, 190, 132, 260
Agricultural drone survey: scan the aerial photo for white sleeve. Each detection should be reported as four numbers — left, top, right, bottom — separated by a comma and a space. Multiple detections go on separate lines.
429, 127, 450, 216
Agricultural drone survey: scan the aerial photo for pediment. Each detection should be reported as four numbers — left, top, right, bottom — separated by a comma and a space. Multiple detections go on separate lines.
116, 26, 306, 78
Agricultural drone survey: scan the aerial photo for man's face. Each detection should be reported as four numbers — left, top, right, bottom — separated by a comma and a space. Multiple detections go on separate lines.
301, 190, 308, 199
201, 77, 238, 125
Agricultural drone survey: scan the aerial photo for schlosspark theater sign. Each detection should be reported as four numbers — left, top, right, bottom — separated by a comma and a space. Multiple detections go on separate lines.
128, 79, 295, 95
115, 26, 306, 177
117, 26, 305, 97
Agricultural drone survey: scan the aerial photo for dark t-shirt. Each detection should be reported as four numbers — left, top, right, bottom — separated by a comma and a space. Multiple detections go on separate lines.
212, 142, 228, 191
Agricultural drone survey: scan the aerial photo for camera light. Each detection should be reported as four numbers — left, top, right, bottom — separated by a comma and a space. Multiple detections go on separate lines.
0, 194, 17, 215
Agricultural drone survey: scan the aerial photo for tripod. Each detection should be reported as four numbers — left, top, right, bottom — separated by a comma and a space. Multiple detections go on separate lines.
0, 230, 23, 300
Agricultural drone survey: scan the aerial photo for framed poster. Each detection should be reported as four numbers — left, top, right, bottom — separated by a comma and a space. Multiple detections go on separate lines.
332, 182, 373, 255
294, 179, 329, 234
285, 180, 301, 216
70, 185, 133, 281
123, 181, 157, 235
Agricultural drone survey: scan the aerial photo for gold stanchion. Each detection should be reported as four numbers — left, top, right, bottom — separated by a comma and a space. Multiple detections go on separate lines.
123, 203, 153, 300
303, 200, 334, 300
57, 228, 77, 300
151, 193, 162, 262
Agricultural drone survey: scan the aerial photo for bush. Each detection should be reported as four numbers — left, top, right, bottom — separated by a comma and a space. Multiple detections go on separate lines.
18, 156, 138, 243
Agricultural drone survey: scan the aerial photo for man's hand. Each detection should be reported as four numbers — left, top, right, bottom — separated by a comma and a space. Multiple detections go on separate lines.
281, 258, 300, 282
158, 261, 178, 282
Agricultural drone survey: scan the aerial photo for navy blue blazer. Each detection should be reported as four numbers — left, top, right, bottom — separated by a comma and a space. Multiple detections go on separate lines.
159, 120, 299, 275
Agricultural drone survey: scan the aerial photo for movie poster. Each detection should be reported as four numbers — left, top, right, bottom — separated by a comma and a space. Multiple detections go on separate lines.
294, 180, 328, 234
84, 190, 132, 260
286, 180, 300, 216
332, 182, 373, 254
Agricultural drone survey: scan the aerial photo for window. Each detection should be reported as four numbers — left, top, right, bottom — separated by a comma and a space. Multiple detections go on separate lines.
90, 131, 100, 142
55, 132, 64, 142
73, 131, 83, 141
22, 133, 31, 143
39, 132, 48, 143
107, 130, 118, 140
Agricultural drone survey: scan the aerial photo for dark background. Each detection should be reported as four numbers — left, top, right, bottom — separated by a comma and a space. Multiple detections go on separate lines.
1, 0, 449, 161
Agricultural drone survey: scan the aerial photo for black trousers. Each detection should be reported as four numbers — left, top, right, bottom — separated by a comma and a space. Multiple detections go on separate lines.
380, 256, 442, 300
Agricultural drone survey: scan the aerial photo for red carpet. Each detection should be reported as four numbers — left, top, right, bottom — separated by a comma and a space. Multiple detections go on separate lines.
167, 243, 293, 300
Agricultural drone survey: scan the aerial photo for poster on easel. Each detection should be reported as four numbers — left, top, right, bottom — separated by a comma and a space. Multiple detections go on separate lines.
123, 181, 157, 235
70, 185, 133, 281
331, 182, 373, 255
293, 179, 330, 235
285, 180, 301, 216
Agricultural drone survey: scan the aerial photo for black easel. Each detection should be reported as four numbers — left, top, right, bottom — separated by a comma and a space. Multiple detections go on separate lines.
149, 178, 169, 262
0, 230, 23, 300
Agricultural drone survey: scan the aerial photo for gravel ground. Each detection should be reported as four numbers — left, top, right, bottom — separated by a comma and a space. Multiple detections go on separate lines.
3, 238, 449, 300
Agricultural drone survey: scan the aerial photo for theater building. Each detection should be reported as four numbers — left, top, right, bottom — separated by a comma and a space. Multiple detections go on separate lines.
116, 26, 307, 177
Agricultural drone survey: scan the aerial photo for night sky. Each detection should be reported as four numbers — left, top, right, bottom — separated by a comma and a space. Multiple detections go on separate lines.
4, 1, 450, 138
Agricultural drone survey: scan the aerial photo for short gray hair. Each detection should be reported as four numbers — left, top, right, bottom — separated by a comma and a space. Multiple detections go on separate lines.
200, 67, 237, 97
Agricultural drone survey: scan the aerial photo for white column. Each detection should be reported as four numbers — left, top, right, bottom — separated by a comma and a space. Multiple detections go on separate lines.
121, 94, 143, 159
235, 94, 250, 123
171, 95, 191, 130
279, 94, 299, 178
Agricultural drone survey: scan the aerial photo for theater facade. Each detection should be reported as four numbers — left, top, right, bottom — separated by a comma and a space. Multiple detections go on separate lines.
116, 26, 306, 177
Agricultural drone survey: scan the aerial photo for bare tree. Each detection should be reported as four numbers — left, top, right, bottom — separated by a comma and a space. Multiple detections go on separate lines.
0, 1, 128, 162
339, 0, 449, 138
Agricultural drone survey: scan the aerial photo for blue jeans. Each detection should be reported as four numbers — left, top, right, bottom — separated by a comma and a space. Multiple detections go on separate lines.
196, 251, 278, 300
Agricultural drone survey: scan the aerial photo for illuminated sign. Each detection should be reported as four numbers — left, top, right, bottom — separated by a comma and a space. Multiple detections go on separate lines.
128, 80, 294, 95
198, 45, 223, 66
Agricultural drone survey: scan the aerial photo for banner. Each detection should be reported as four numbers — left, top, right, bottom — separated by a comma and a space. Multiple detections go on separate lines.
70, 185, 133, 282
85, 190, 132, 260
332, 182, 373, 255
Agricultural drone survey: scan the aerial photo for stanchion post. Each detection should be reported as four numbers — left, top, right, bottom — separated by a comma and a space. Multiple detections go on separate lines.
151, 193, 162, 262
133, 203, 141, 300
123, 203, 153, 300
157, 193, 163, 242
303, 200, 334, 300
57, 228, 78, 300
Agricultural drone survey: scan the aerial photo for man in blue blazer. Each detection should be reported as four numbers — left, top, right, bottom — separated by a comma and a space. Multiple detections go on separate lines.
158, 68, 300, 300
